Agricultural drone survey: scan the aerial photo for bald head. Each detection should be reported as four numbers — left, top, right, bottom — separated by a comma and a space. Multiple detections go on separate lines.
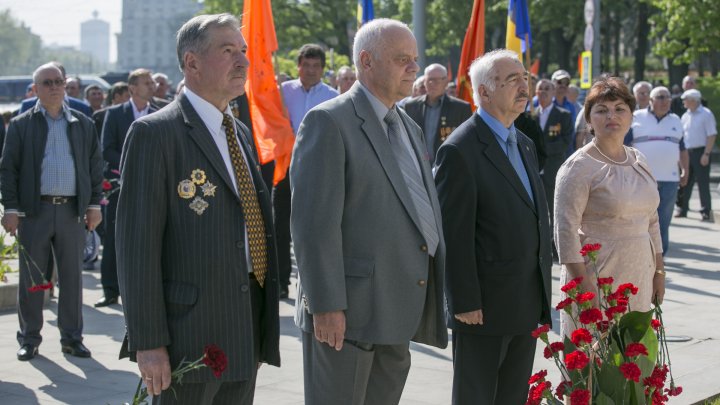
424, 63, 449, 101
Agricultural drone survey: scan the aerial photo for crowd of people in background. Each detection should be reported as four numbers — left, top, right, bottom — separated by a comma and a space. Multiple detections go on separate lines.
0, 11, 717, 405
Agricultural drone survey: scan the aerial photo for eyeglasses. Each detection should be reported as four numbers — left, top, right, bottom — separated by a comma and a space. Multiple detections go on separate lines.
38, 78, 66, 88
426, 77, 448, 85
555, 79, 570, 86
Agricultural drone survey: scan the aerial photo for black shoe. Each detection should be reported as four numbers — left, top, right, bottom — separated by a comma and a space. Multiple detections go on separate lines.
17, 344, 38, 361
94, 295, 118, 307
701, 212, 715, 223
61, 341, 91, 358
674, 211, 687, 218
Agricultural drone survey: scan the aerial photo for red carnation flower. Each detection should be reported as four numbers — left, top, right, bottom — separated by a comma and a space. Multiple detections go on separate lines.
564, 350, 589, 370
561, 277, 584, 293
625, 342, 648, 357
528, 369, 547, 385
555, 297, 574, 311
596, 320, 610, 332
571, 328, 592, 346
102, 179, 113, 191
576, 292, 595, 304
543, 342, 565, 359
605, 304, 627, 320
597, 276, 614, 286
579, 308, 603, 324
579, 243, 601, 257
643, 365, 668, 389
526, 381, 551, 405
531, 324, 551, 339
28, 282, 53, 293
666, 385, 683, 396
555, 380, 572, 400
202, 344, 228, 378
651, 319, 662, 330
569, 388, 590, 405
620, 362, 642, 382
616, 283, 639, 296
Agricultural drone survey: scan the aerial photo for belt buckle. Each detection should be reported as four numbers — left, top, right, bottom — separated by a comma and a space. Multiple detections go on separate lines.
51, 196, 65, 204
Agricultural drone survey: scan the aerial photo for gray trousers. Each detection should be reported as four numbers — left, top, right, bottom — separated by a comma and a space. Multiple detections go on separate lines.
302, 332, 411, 405
17, 201, 85, 346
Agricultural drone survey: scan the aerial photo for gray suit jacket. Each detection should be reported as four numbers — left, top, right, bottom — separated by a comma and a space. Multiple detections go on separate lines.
116, 93, 280, 383
290, 82, 448, 348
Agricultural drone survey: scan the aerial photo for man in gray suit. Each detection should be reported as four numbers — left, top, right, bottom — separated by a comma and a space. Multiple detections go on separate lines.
116, 14, 280, 404
290, 18, 448, 405
1, 63, 103, 361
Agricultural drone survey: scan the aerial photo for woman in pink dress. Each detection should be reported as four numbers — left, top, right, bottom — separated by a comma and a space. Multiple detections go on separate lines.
554, 77, 666, 337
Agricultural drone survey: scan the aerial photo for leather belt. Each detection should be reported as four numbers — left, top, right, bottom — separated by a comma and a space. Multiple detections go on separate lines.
40, 195, 76, 205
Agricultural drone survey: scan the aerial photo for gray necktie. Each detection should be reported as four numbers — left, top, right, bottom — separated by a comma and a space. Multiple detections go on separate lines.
507, 128, 535, 204
385, 108, 440, 256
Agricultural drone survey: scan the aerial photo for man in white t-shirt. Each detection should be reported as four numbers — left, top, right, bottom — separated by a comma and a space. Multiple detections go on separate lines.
677, 89, 717, 222
629, 86, 688, 254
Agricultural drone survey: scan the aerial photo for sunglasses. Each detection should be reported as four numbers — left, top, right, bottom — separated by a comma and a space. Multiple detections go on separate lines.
39, 78, 66, 88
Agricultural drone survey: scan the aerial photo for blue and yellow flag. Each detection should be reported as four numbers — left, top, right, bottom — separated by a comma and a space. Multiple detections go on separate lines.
506, 0, 531, 59
357, 0, 374, 28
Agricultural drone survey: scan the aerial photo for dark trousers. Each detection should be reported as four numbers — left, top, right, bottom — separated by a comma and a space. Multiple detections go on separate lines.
680, 147, 712, 215
99, 192, 119, 297
272, 170, 291, 290
540, 153, 565, 225
17, 201, 85, 346
152, 276, 263, 405
302, 332, 411, 405
451, 331, 537, 405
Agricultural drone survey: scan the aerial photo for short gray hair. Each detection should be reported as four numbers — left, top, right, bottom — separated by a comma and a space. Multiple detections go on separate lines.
537, 78, 554, 90
32, 63, 63, 83
176, 13, 240, 71
353, 18, 410, 68
424, 63, 447, 77
632, 81, 652, 95
468, 49, 521, 108
152, 72, 169, 82
650, 86, 670, 99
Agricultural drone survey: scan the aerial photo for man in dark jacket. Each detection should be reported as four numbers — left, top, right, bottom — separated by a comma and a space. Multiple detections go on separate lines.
1, 63, 103, 361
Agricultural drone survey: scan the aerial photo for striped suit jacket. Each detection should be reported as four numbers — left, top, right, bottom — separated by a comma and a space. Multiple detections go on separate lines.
116, 93, 280, 383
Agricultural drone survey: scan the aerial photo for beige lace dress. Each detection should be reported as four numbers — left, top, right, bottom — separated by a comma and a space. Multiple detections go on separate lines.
554, 147, 662, 337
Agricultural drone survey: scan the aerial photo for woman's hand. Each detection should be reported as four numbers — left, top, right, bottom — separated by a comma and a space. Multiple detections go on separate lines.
653, 272, 666, 305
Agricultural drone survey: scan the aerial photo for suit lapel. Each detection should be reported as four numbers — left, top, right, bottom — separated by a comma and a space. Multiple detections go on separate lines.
178, 95, 238, 200
474, 115, 536, 213
351, 86, 425, 235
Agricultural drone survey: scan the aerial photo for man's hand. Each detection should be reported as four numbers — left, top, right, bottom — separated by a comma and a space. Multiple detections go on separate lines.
680, 171, 689, 187
313, 310, 346, 351
1, 213, 19, 236
454, 309, 483, 325
85, 209, 102, 231
137, 347, 172, 396
700, 154, 710, 167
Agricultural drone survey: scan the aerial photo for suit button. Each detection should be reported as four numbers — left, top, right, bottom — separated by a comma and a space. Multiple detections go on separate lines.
420, 244, 427, 252
236, 241, 243, 248
240, 285, 249, 293
418, 279, 426, 286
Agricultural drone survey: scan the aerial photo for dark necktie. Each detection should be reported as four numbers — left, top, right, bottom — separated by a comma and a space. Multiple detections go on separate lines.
222, 114, 267, 287
507, 128, 534, 204
384, 108, 440, 256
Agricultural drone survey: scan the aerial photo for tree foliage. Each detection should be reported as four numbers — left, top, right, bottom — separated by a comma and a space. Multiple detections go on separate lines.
648, 0, 720, 66
0, 10, 43, 75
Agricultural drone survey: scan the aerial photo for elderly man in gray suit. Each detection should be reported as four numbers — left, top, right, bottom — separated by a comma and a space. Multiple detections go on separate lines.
290, 18, 448, 405
116, 14, 280, 404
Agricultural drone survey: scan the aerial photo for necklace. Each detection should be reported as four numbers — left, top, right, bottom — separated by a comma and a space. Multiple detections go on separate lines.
592, 139, 629, 165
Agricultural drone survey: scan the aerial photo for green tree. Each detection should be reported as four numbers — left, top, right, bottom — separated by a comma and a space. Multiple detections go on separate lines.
0, 10, 43, 75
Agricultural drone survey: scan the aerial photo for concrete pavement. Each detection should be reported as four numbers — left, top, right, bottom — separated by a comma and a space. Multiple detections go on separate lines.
0, 180, 718, 404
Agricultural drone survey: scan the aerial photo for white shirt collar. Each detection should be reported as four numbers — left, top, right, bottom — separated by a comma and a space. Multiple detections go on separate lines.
183, 86, 234, 135
129, 98, 151, 118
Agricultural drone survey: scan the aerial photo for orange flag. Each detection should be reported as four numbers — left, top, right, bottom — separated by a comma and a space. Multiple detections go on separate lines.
242, 0, 295, 185
457, 0, 485, 111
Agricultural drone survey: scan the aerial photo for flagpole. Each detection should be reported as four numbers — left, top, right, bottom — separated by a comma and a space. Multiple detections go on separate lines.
525, 33, 533, 99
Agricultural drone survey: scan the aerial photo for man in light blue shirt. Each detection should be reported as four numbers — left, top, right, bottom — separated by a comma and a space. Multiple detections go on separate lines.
276, 44, 339, 298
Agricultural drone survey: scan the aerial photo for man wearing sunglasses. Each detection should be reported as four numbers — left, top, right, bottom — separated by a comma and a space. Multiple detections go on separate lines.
18, 62, 93, 118
1, 63, 103, 361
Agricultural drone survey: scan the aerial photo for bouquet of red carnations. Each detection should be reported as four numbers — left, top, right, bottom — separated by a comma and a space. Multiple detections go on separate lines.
526, 244, 682, 405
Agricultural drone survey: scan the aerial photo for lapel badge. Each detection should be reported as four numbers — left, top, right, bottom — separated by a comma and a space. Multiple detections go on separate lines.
177, 179, 196, 199
189, 196, 209, 215
201, 181, 217, 197
191, 169, 207, 185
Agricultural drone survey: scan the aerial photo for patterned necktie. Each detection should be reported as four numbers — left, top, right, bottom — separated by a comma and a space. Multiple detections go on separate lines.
384, 108, 440, 256
507, 128, 534, 204
222, 114, 267, 287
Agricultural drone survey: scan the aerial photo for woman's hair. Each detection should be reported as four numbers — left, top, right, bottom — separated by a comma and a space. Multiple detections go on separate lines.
583, 77, 636, 124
